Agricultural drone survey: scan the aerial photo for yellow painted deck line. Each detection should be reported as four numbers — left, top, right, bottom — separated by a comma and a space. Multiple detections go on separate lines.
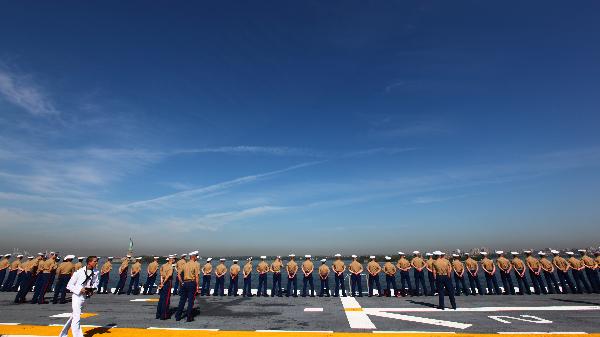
1, 325, 599, 337
345, 308, 364, 312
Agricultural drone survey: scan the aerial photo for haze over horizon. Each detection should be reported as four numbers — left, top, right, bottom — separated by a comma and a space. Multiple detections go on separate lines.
1, 1, 600, 256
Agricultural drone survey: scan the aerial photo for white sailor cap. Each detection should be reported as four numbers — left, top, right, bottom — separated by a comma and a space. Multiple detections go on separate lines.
425, 252, 433, 256
172, 254, 178, 256
538, 251, 546, 256
385, 256, 391, 260
206, 257, 213, 262
369, 255, 376, 259
305, 255, 311, 258
50, 251, 58, 255
181, 253, 188, 257
440, 251, 446, 255
3, 253, 11, 257
276, 256, 281, 259
413, 251, 420, 255
65, 255, 75, 260
108, 256, 114, 259
351, 254, 357, 258
398, 251, 405, 255
136, 257, 142, 260
578, 249, 587, 253
495, 250, 504, 254
464, 253, 470, 256
219, 258, 226, 262
233, 259, 239, 262
289, 254, 295, 257
566, 251, 574, 255
452, 254, 459, 257
551, 250, 560, 254
480, 252, 488, 255
78, 257, 84, 260
321, 259, 327, 262
16, 254, 23, 258
523, 250, 532, 254
334, 253, 341, 257
37, 252, 44, 256
153, 256, 159, 259
433, 251, 442, 255
248, 257, 253, 260
189, 251, 198, 256
511, 251, 519, 255
260, 256, 267, 259
126, 254, 132, 257
167, 255, 174, 259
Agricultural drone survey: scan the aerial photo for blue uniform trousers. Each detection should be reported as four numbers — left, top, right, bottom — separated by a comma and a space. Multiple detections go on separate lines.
367, 274, 382, 296
556, 270, 576, 293
98, 273, 110, 293
385, 274, 398, 296
334, 273, 346, 296
413, 269, 427, 296
399, 270, 412, 293
319, 276, 329, 296
14, 271, 33, 303
302, 273, 314, 297
350, 273, 362, 296
499, 271, 515, 295
52, 274, 70, 304
114, 271, 127, 294
286, 275, 297, 297
144, 273, 158, 295
571, 269, 591, 294
243, 274, 252, 296
467, 272, 484, 295
543, 270, 561, 294
175, 281, 197, 321
127, 274, 140, 295
173, 275, 180, 295
156, 278, 172, 319
426, 270, 436, 295
436, 275, 456, 309
0, 269, 6, 288
257, 273, 268, 296
584, 268, 600, 293
453, 273, 470, 295
271, 273, 282, 296
213, 276, 225, 296
201, 275, 211, 296
228, 275, 239, 296
514, 271, 532, 294
484, 272, 501, 295
2, 270, 17, 291
13, 271, 25, 292
529, 270, 547, 294
31, 272, 51, 303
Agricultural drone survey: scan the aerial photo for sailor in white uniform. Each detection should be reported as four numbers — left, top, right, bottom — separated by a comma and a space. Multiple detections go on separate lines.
59, 256, 99, 337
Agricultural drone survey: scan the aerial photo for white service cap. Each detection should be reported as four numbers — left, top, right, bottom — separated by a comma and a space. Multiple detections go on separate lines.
289, 254, 295, 257
305, 255, 311, 258
523, 250, 532, 254
385, 256, 391, 260
566, 251, 574, 255
398, 251, 405, 255
425, 252, 433, 256
260, 256, 267, 259
578, 249, 586, 252
351, 254, 357, 258
511, 251, 519, 255
153, 256, 159, 259
321, 259, 326, 262
206, 257, 213, 262
538, 252, 546, 256
495, 250, 504, 254
413, 251, 420, 255
233, 259, 239, 262
219, 258, 225, 261
334, 253, 341, 257
369, 255, 376, 259
136, 257, 142, 260
481, 252, 488, 255
16, 254, 23, 257
452, 254, 459, 257
551, 250, 560, 254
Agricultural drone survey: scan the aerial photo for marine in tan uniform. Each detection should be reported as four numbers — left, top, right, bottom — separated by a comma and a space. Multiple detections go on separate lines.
411, 251, 428, 296
31, 252, 57, 304
510, 252, 531, 295
14, 254, 41, 303
114, 254, 131, 294
257, 256, 269, 296
567, 251, 592, 293
332, 254, 346, 297
495, 251, 515, 295
143, 257, 160, 295
173, 253, 188, 295
228, 259, 241, 296
126, 257, 143, 295
538, 251, 561, 294
242, 257, 253, 297
200, 257, 213, 296
383, 256, 398, 296
464, 253, 484, 295
579, 249, 600, 293
286, 254, 298, 297
270, 256, 283, 297
451, 254, 470, 296
425, 253, 436, 295
175, 251, 200, 322
367, 256, 383, 297
213, 258, 227, 296
301, 255, 315, 297
348, 255, 363, 297
481, 252, 501, 295
0, 254, 10, 288
52, 255, 75, 304
318, 258, 330, 297
396, 252, 412, 296
432, 251, 456, 310
2, 254, 22, 292
524, 250, 547, 294
156, 255, 176, 320
98, 257, 112, 294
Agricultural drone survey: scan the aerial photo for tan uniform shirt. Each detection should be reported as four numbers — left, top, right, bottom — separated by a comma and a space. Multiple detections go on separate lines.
367, 261, 381, 275
425, 258, 434, 271
526, 256, 541, 270
131, 261, 142, 274
512, 257, 526, 271
74, 262, 83, 271
147, 261, 159, 275
540, 257, 554, 272
101, 261, 112, 274
318, 264, 329, 277
465, 257, 478, 272
332, 260, 345, 274
496, 257, 511, 271
215, 263, 227, 277
257, 261, 269, 274
0, 258, 9, 270
230, 264, 241, 277
160, 262, 174, 280
383, 262, 397, 275
119, 258, 129, 273
31, 258, 42, 273
271, 260, 282, 273
9, 259, 21, 271
481, 257, 495, 273
568, 257, 584, 269
182, 260, 200, 281
302, 260, 314, 274
202, 263, 213, 275
411, 257, 425, 269
243, 262, 253, 276
286, 260, 298, 275
396, 257, 411, 270
348, 260, 363, 274
40, 259, 57, 273
596, 255, 600, 266
57, 261, 75, 275
22, 260, 35, 272
452, 259, 465, 274
582, 256, 596, 269
432, 258, 451, 276
176, 258, 187, 274
553, 256, 569, 272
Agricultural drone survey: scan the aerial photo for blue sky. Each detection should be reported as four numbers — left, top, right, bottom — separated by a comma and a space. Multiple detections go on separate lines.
1, 1, 599, 256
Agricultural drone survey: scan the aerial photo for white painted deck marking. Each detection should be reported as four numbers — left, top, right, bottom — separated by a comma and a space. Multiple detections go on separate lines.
304, 307, 324, 312
341, 296, 377, 329
364, 305, 600, 312
0, 323, 21, 325
364, 310, 472, 330
489, 315, 552, 324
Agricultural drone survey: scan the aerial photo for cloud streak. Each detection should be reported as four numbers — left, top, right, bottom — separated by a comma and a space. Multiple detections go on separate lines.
0, 68, 58, 116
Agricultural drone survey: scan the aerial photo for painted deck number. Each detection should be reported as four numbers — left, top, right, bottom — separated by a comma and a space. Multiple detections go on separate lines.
489, 315, 552, 324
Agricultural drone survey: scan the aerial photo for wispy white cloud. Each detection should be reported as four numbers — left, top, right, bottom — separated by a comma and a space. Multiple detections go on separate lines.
0, 68, 58, 116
